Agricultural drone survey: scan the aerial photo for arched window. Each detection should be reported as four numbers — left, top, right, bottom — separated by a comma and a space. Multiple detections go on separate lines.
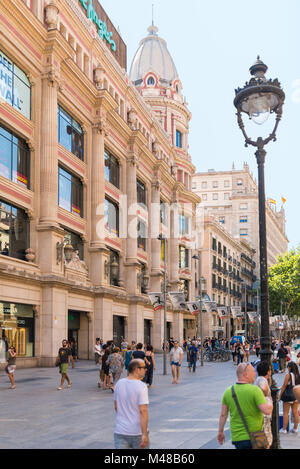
147, 76, 155, 86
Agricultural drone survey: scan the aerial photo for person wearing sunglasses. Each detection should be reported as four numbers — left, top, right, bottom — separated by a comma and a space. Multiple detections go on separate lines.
113, 359, 149, 449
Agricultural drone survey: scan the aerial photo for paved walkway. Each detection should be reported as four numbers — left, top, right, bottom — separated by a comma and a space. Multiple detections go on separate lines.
0, 354, 298, 449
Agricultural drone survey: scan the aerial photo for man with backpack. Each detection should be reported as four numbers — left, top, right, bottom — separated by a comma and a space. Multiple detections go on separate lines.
188, 341, 199, 373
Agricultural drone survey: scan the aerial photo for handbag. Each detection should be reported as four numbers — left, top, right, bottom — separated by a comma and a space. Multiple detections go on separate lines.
281, 373, 295, 402
231, 386, 269, 449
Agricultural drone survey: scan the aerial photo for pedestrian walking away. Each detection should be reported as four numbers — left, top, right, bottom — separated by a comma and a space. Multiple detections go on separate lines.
5, 345, 17, 389
169, 341, 183, 384
143, 345, 156, 388
56, 339, 72, 390
278, 342, 288, 373
279, 361, 300, 434
188, 341, 199, 373
113, 359, 149, 449
125, 345, 133, 371
131, 343, 150, 368
101, 344, 111, 390
217, 363, 272, 449
107, 347, 124, 392
254, 361, 273, 448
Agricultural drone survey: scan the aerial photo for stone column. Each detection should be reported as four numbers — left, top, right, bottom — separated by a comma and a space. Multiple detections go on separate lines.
32, 0, 45, 22
150, 178, 162, 292
125, 153, 139, 295
89, 118, 109, 286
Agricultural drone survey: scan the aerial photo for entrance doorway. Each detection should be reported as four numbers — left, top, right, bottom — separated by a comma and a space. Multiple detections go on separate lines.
144, 319, 151, 346
68, 311, 80, 348
68, 310, 90, 360
113, 315, 125, 347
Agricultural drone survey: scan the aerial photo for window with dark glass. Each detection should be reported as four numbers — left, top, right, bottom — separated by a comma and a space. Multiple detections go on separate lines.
0, 125, 30, 188
179, 278, 189, 301
64, 230, 84, 260
160, 200, 167, 225
105, 149, 120, 189
179, 246, 189, 269
137, 219, 147, 251
58, 106, 84, 160
105, 197, 119, 237
0, 201, 29, 260
0, 303, 34, 358
109, 249, 120, 286
147, 76, 155, 86
137, 179, 146, 205
176, 130, 182, 148
58, 167, 83, 217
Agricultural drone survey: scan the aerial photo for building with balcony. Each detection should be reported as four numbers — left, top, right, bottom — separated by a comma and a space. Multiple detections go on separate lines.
0, 0, 200, 367
192, 163, 288, 273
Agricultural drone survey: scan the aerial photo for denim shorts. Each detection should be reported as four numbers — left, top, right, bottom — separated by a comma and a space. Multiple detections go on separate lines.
114, 433, 149, 449
171, 361, 181, 367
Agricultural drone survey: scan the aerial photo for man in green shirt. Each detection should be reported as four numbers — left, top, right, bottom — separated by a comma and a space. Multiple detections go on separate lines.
218, 363, 273, 449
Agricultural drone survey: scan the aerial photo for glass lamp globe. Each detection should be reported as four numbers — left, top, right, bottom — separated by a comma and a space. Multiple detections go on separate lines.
248, 93, 271, 125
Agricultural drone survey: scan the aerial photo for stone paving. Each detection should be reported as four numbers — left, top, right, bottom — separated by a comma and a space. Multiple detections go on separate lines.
0, 354, 298, 449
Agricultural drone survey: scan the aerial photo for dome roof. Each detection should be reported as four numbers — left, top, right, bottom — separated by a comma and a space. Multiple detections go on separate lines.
129, 25, 179, 84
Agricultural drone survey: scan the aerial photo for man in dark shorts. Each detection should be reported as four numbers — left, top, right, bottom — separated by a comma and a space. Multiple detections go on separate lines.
57, 339, 72, 390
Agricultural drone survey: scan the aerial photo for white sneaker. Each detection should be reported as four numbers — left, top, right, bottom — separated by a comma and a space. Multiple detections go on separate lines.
279, 429, 287, 434
291, 428, 298, 434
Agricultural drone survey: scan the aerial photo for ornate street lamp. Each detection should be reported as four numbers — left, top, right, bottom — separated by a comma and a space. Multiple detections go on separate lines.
234, 57, 285, 449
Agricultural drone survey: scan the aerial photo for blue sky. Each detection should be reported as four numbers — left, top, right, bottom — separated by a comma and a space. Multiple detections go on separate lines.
100, 0, 299, 250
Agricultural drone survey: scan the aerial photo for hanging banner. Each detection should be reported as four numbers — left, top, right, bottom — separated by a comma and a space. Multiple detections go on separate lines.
168, 292, 186, 310
231, 306, 243, 319
203, 301, 217, 313
217, 307, 229, 319
148, 292, 164, 311
187, 301, 201, 316
247, 311, 257, 324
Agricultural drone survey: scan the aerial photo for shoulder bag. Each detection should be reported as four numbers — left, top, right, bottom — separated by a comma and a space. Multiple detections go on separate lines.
281, 373, 296, 402
231, 386, 269, 449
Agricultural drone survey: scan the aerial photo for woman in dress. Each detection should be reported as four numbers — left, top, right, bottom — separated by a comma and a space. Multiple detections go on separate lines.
106, 347, 124, 392
144, 345, 156, 388
5, 346, 17, 389
279, 361, 300, 434
101, 345, 111, 390
244, 340, 250, 362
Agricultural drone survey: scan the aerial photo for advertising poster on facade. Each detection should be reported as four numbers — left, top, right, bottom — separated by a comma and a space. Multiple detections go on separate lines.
148, 293, 164, 311
217, 307, 229, 319
168, 292, 186, 310
186, 302, 201, 316
231, 306, 243, 318
203, 301, 217, 313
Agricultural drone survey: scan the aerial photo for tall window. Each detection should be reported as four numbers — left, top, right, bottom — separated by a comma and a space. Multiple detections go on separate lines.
105, 149, 120, 189
0, 50, 31, 119
160, 200, 167, 225
176, 130, 182, 148
105, 197, 119, 237
178, 214, 190, 236
58, 167, 83, 217
58, 106, 84, 160
0, 201, 29, 260
147, 76, 155, 86
137, 179, 146, 206
0, 125, 30, 188
137, 219, 147, 251
179, 279, 189, 301
64, 230, 84, 260
179, 246, 189, 269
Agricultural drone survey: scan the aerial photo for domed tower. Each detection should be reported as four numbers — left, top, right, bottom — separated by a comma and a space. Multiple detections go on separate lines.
130, 24, 193, 188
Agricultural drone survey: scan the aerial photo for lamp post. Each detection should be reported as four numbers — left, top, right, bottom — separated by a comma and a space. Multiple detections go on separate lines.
234, 57, 285, 449
242, 282, 248, 340
158, 233, 167, 375
192, 254, 204, 367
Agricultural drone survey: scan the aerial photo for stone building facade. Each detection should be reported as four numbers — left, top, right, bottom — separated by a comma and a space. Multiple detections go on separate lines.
0, 0, 200, 368
192, 163, 288, 273
199, 216, 256, 339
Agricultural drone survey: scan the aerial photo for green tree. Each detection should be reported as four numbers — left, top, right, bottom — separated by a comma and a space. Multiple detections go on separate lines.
268, 247, 300, 317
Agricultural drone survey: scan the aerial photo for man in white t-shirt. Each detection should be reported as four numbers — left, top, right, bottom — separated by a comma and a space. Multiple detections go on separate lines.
113, 358, 149, 449
169, 341, 184, 384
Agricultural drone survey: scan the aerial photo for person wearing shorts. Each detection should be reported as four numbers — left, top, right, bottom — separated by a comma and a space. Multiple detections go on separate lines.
6, 346, 17, 389
169, 341, 183, 384
57, 340, 72, 390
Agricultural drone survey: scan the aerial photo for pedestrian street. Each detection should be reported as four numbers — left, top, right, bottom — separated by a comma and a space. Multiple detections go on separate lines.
0, 354, 297, 450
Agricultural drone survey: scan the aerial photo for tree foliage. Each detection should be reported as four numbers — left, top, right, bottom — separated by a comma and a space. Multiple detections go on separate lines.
268, 247, 300, 316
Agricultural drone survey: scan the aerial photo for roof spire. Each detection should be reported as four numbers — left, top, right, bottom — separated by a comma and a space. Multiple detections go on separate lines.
152, 3, 154, 26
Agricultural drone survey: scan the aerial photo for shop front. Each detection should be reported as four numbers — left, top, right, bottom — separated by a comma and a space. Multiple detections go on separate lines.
0, 302, 34, 362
